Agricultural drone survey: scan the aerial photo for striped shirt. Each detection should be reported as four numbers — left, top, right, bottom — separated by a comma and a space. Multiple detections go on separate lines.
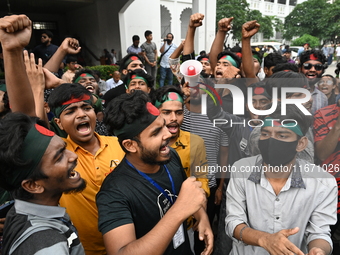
182, 107, 229, 188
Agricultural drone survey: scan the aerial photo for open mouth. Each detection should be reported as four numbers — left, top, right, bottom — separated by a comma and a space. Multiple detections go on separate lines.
85, 85, 94, 93
167, 123, 179, 134
77, 122, 90, 134
215, 70, 223, 77
306, 73, 317, 79
68, 161, 80, 179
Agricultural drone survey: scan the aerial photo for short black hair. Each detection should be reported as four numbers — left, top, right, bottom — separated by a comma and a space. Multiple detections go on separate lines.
132, 35, 140, 41
0, 113, 48, 199
265, 103, 312, 136
216, 50, 241, 68
299, 49, 327, 67
118, 53, 143, 73
265, 71, 309, 99
65, 56, 77, 64
197, 54, 209, 62
104, 90, 151, 151
72, 68, 96, 83
272, 63, 299, 73
153, 85, 184, 107
264, 53, 287, 69
124, 69, 154, 88
48, 83, 92, 115
144, 30, 152, 38
41, 30, 53, 38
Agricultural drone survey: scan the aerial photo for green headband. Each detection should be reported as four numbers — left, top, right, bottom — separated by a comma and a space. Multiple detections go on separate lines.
263, 117, 304, 136
127, 75, 149, 88
8, 124, 55, 189
219, 55, 239, 68
74, 73, 95, 83
53, 94, 92, 118
114, 102, 160, 140
154, 92, 184, 108
253, 54, 262, 65
124, 56, 140, 69
0, 84, 6, 92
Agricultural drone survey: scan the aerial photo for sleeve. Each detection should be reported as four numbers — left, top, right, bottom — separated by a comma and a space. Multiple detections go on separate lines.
225, 164, 249, 243
313, 110, 327, 142
306, 177, 337, 248
219, 127, 229, 147
96, 179, 134, 235
182, 51, 195, 62
190, 135, 210, 197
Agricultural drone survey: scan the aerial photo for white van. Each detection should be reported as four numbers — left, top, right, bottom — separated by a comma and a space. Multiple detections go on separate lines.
251, 42, 281, 52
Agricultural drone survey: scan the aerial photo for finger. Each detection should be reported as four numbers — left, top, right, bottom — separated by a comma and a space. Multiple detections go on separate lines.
23, 50, 30, 68
37, 58, 43, 72
30, 53, 36, 69
282, 227, 300, 237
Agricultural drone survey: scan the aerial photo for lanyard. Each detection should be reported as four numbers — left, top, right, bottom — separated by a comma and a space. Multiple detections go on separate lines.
125, 159, 177, 205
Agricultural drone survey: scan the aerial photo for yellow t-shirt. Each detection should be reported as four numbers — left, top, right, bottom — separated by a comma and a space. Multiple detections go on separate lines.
59, 133, 125, 255
170, 130, 210, 229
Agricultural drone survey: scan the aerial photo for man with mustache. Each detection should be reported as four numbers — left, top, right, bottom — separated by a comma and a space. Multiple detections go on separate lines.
299, 50, 328, 114
97, 90, 213, 255
0, 113, 87, 255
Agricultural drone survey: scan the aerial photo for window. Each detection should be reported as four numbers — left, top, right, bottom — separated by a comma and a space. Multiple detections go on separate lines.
278, 0, 286, 4
289, 0, 297, 6
32, 22, 57, 30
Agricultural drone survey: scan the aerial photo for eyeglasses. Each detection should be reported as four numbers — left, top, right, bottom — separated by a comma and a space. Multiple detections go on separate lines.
317, 80, 333, 86
302, 63, 323, 71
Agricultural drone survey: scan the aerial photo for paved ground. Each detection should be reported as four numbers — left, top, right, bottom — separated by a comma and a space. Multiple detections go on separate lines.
324, 61, 338, 77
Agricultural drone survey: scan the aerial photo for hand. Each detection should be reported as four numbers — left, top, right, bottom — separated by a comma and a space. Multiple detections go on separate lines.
307, 247, 327, 255
218, 17, 234, 33
175, 177, 206, 219
219, 65, 241, 79
0, 218, 5, 234
258, 227, 304, 255
24, 50, 45, 93
214, 188, 222, 205
59, 37, 81, 55
181, 40, 185, 46
180, 81, 190, 103
242, 20, 260, 40
0, 14, 32, 51
189, 13, 204, 28
196, 213, 214, 255
42, 68, 64, 89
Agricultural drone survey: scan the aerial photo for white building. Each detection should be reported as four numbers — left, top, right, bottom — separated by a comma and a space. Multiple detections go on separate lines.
246, 0, 307, 42
0, 0, 216, 66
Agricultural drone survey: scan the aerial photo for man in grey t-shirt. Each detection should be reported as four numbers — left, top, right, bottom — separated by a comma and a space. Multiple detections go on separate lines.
141, 30, 157, 82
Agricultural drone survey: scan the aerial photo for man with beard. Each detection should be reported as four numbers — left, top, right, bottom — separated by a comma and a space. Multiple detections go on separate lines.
225, 104, 337, 255
97, 90, 213, 255
0, 112, 86, 255
32, 30, 59, 65
299, 50, 328, 114
154, 85, 209, 253
159, 33, 177, 87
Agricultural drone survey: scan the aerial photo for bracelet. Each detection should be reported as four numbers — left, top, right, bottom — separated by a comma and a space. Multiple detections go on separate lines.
239, 225, 249, 242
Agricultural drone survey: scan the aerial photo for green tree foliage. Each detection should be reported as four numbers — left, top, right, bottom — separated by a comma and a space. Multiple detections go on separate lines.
291, 34, 320, 48
216, 0, 278, 41
216, 0, 250, 40
283, 0, 330, 41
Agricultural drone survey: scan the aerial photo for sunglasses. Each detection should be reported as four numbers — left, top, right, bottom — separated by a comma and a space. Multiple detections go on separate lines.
317, 80, 333, 86
302, 63, 323, 71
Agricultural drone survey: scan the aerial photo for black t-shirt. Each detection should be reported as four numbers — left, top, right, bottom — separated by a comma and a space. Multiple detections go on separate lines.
96, 149, 192, 255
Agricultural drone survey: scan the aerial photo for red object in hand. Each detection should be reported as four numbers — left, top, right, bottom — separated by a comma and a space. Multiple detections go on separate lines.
187, 66, 196, 75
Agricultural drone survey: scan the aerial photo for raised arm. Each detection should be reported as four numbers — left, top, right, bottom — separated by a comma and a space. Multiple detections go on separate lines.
183, 13, 204, 56
43, 37, 81, 73
241, 20, 260, 84
209, 17, 233, 74
0, 14, 35, 116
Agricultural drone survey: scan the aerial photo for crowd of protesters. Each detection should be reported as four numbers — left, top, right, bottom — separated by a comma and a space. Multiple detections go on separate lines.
0, 12, 339, 255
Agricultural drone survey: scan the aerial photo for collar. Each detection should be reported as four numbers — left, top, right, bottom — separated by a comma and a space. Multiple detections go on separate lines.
171, 130, 189, 149
65, 132, 106, 152
247, 157, 306, 189
14, 199, 66, 218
